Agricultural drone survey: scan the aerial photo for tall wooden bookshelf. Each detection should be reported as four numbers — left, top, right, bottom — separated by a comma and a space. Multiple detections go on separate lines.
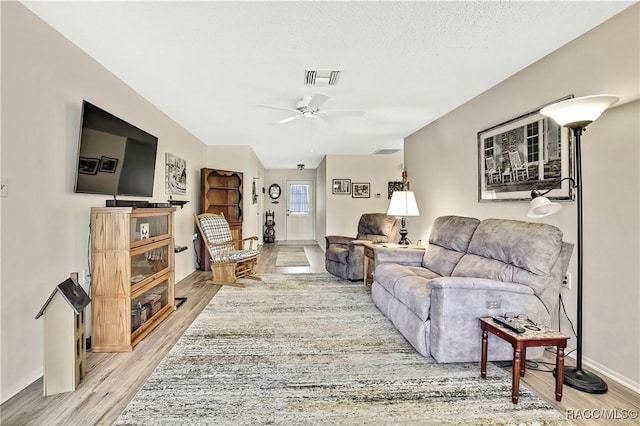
90, 207, 176, 352
200, 168, 243, 270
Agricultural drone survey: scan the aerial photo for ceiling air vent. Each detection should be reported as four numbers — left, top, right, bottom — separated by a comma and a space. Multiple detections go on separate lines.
373, 149, 401, 155
305, 69, 341, 86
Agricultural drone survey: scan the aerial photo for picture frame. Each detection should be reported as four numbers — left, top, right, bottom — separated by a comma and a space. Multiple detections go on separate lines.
478, 96, 575, 202
99, 156, 118, 173
165, 153, 187, 195
332, 179, 351, 195
78, 157, 99, 175
352, 182, 370, 198
387, 181, 404, 199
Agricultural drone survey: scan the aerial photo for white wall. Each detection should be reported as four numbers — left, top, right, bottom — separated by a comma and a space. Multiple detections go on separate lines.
1, 3, 208, 402
404, 5, 639, 390
324, 154, 405, 238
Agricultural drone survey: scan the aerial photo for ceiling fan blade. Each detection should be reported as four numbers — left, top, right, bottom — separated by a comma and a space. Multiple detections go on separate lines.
317, 109, 365, 117
278, 114, 302, 124
257, 104, 299, 113
307, 93, 329, 110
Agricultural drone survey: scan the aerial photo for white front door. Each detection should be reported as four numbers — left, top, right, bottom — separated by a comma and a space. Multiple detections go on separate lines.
285, 180, 315, 241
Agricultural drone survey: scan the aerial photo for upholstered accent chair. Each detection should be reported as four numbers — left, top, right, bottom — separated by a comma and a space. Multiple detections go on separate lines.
194, 213, 261, 288
325, 213, 400, 281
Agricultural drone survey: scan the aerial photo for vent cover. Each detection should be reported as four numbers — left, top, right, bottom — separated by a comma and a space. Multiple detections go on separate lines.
305, 69, 341, 86
373, 149, 401, 155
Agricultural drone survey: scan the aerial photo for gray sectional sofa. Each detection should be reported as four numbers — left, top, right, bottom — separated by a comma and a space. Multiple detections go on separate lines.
371, 215, 573, 363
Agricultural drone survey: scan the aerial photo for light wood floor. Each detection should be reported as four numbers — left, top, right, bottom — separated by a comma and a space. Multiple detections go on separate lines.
2, 242, 638, 425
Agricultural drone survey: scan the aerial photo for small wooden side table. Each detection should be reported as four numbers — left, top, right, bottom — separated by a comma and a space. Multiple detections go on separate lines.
479, 317, 569, 404
362, 242, 425, 286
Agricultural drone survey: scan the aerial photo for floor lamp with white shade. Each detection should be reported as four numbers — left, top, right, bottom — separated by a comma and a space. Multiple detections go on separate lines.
528, 94, 619, 394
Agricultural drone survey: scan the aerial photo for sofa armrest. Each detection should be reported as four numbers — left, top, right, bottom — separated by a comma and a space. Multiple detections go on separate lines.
374, 247, 424, 266
428, 276, 550, 363
428, 277, 535, 295
325, 235, 355, 249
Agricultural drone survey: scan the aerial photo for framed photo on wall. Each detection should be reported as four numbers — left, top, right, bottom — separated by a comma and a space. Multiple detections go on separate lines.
332, 179, 351, 195
478, 95, 575, 202
387, 181, 404, 199
352, 182, 370, 198
78, 157, 99, 175
99, 156, 118, 173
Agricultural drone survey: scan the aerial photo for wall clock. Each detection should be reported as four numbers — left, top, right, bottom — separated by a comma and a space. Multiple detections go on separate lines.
268, 183, 281, 199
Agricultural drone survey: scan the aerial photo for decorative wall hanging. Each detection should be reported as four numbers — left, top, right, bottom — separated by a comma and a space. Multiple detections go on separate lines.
332, 179, 351, 195
352, 182, 370, 198
478, 96, 574, 202
387, 181, 404, 199
165, 153, 187, 195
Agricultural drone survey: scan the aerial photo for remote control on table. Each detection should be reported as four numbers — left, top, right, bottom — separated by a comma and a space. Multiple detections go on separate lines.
492, 316, 526, 334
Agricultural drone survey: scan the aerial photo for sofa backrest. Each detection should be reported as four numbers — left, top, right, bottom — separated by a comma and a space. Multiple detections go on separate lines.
451, 218, 569, 313
422, 216, 480, 276
356, 213, 399, 243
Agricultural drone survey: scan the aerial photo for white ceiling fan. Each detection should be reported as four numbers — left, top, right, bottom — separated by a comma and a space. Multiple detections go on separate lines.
258, 93, 364, 124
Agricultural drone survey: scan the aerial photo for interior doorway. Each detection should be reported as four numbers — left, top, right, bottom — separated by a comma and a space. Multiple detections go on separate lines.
285, 180, 315, 241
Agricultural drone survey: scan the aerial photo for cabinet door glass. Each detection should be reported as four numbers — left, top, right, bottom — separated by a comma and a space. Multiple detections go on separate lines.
131, 279, 170, 333
130, 245, 169, 285
130, 215, 169, 243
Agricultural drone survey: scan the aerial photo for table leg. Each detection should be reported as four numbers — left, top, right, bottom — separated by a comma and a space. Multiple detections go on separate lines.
363, 255, 370, 286
512, 346, 521, 404
481, 329, 488, 378
556, 346, 565, 401
520, 347, 526, 377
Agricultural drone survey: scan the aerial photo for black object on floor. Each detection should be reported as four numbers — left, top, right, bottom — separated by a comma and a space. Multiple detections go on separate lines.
175, 297, 187, 309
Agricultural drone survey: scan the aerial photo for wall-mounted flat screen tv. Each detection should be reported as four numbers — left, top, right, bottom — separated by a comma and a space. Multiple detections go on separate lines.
74, 100, 158, 197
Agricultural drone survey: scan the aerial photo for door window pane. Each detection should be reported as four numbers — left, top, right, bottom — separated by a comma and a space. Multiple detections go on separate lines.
289, 184, 309, 213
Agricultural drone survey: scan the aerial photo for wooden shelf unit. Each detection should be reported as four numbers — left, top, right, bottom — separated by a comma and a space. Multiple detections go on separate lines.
90, 207, 176, 352
200, 168, 243, 270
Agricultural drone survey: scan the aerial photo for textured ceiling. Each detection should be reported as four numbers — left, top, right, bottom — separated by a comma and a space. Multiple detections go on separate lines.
22, 1, 633, 169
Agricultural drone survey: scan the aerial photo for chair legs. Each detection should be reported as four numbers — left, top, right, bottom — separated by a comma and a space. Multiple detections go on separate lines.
207, 259, 261, 287
208, 263, 245, 288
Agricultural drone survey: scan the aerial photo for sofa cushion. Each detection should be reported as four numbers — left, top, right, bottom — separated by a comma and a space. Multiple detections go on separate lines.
422, 245, 466, 277
393, 275, 432, 321
465, 218, 563, 275
429, 216, 480, 253
422, 216, 480, 276
356, 213, 397, 241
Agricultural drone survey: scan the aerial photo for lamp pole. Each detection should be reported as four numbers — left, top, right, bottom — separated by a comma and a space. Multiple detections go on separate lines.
536, 94, 619, 393
562, 125, 608, 393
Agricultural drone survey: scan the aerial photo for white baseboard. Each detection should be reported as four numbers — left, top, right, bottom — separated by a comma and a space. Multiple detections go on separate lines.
582, 355, 640, 394
560, 351, 640, 393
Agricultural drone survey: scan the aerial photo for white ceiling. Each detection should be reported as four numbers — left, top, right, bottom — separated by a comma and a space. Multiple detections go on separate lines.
22, 1, 633, 169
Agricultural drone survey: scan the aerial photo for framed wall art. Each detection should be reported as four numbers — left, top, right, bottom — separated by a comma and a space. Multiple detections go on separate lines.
165, 152, 187, 195
352, 182, 370, 198
478, 96, 575, 202
332, 179, 351, 195
78, 157, 99, 175
387, 181, 404, 199
99, 156, 118, 173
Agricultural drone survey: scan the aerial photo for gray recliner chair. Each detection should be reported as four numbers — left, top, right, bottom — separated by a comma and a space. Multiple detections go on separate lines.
325, 213, 400, 281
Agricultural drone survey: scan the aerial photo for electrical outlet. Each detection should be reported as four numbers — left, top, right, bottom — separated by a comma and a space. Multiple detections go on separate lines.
486, 301, 501, 309
562, 273, 572, 289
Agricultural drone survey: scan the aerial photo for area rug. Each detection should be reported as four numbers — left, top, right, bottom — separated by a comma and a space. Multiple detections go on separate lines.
275, 245, 310, 267
116, 274, 570, 425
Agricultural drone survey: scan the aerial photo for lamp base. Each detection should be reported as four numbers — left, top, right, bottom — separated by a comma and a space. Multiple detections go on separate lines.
398, 228, 409, 245
559, 367, 608, 394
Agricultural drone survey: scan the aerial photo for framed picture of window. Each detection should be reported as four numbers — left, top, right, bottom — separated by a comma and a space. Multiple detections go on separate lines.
332, 179, 351, 195
352, 182, 370, 198
477, 95, 575, 202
